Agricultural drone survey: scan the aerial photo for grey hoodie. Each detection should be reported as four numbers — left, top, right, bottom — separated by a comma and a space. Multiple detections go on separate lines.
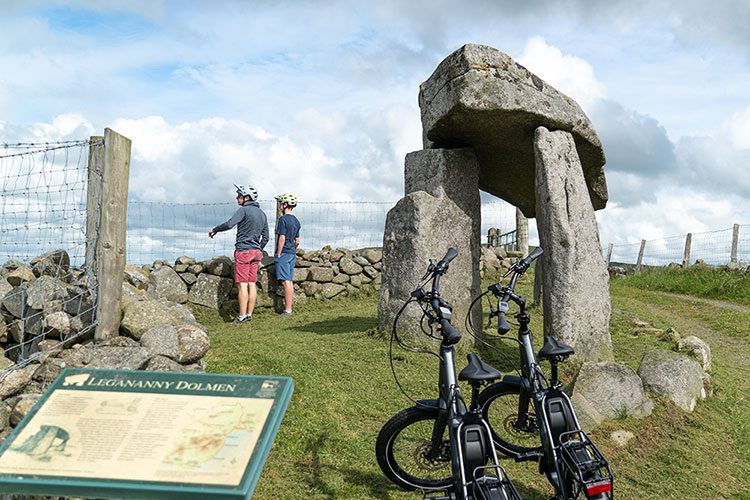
212, 201, 269, 251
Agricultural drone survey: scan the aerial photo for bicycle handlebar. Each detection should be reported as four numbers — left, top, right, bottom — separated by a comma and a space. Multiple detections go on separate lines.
411, 247, 462, 345
494, 247, 544, 334
434, 247, 458, 274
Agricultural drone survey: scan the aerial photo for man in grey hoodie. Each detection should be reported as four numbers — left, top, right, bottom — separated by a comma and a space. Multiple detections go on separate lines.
209, 184, 269, 323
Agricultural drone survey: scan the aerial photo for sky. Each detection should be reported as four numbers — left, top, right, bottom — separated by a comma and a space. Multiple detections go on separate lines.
1, 0, 749, 251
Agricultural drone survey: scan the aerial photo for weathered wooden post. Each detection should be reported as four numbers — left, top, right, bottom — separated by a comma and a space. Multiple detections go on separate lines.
87, 129, 131, 342
606, 243, 613, 265
682, 233, 692, 268
731, 223, 740, 264
636, 239, 647, 273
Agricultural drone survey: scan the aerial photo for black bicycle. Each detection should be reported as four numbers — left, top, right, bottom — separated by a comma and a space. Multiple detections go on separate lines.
376, 248, 520, 500
472, 247, 613, 500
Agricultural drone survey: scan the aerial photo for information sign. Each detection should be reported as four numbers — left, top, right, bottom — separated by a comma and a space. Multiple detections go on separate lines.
0, 368, 293, 499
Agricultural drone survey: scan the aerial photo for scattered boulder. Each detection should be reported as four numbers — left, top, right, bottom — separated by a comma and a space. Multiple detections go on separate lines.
638, 349, 706, 412
571, 361, 653, 430
677, 336, 712, 371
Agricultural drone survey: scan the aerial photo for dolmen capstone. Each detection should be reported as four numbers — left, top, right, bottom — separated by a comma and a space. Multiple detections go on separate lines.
380, 44, 612, 360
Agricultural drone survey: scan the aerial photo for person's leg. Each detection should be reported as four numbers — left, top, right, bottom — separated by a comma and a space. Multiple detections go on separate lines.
238, 282, 249, 318
283, 280, 294, 312
247, 282, 257, 316
246, 250, 262, 317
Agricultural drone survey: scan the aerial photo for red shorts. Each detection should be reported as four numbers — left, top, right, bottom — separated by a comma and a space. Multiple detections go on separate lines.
234, 249, 262, 283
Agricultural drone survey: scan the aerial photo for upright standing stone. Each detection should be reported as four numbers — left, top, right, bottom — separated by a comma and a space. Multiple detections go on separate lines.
378, 192, 476, 343
515, 208, 529, 258
534, 126, 612, 361
404, 148, 482, 331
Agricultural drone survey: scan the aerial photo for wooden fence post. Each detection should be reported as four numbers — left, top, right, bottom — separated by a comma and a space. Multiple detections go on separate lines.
85, 136, 104, 290
682, 233, 692, 268
87, 129, 131, 342
731, 223, 740, 263
636, 239, 647, 273
606, 243, 613, 265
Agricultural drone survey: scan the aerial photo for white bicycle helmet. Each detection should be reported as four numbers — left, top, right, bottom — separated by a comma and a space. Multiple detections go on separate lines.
275, 193, 298, 207
234, 184, 258, 201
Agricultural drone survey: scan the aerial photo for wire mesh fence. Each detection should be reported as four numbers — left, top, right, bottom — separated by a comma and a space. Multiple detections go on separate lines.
126, 198, 518, 265
0, 140, 99, 373
606, 225, 749, 267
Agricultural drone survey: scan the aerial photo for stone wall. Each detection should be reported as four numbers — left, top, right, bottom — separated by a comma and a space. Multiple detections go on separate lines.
129, 244, 517, 313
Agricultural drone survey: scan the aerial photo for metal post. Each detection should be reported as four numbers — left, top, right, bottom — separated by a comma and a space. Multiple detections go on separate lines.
636, 239, 647, 273
88, 129, 131, 342
731, 223, 740, 263
682, 233, 692, 268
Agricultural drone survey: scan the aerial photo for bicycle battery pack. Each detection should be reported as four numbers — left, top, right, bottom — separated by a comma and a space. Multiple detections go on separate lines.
544, 388, 576, 444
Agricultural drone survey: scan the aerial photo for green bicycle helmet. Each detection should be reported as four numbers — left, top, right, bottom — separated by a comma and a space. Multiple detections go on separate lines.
275, 193, 298, 207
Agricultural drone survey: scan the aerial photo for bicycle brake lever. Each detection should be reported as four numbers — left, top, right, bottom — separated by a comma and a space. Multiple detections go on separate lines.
420, 260, 435, 281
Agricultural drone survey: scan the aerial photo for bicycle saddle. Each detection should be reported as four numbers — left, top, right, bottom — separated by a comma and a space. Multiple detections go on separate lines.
458, 353, 501, 382
538, 336, 575, 360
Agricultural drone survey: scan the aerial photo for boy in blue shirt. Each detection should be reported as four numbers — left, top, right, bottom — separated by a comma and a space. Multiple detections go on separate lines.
274, 193, 301, 316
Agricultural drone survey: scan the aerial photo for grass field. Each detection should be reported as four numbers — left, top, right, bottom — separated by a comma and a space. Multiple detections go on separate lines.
197, 268, 750, 499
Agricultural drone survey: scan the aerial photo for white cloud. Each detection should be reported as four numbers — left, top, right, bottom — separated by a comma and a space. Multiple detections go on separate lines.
517, 37, 607, 109
724, 107, 750, 150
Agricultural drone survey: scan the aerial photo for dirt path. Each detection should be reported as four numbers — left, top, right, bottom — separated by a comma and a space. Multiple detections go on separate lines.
636, 290, 750, 376
652, 290, 750, 314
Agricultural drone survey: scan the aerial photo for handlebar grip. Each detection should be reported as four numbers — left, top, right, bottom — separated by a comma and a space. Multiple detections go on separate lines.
441, 319, 462, 345
517, 246, 544, 274
435, 247, 458, 273
497, 312, 511, 334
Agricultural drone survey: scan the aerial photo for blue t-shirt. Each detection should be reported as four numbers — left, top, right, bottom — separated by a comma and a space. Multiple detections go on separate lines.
276, 214, 301, 255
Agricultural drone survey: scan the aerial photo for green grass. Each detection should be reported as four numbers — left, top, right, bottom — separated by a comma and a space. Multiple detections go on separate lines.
194, 269, 750, 499
619, 265, 750, 306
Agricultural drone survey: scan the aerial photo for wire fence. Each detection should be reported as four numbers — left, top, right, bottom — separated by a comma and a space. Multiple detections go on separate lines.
607, 224, 750, 267
0, 141, 99, 373
126, 198, 518, 265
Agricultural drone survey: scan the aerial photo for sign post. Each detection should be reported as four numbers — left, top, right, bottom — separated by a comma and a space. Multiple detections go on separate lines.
0, 368, 293, 499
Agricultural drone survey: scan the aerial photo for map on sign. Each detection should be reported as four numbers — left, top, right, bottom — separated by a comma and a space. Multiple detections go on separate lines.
0, 369, 292, 499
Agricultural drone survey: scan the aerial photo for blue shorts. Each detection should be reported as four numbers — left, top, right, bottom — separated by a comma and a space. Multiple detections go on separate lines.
275, 253, 296, 281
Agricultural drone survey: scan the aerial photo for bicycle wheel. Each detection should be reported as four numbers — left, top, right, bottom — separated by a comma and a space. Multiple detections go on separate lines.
477, 382, 543, 456
375, 406, 453, 491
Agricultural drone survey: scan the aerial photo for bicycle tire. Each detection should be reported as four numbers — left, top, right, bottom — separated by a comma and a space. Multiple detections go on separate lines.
477, 382, 543, 456
375, 406, 453, 491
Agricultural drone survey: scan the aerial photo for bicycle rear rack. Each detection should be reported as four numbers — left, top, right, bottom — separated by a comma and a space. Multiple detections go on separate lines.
472, 464, 522, 500
558, 430, 613, 499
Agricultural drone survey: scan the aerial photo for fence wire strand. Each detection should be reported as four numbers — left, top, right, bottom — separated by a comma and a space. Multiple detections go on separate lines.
126, 199, 518, 265
0, 140, 99, 378
607, 225, 748, 267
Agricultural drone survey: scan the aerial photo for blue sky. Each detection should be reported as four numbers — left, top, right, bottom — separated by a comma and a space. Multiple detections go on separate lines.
1, 0, 749, 248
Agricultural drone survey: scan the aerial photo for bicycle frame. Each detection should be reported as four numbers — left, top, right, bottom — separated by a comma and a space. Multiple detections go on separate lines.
424, 341, 509, 499
382, 248, 518, 500
485, 248, 613, 499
